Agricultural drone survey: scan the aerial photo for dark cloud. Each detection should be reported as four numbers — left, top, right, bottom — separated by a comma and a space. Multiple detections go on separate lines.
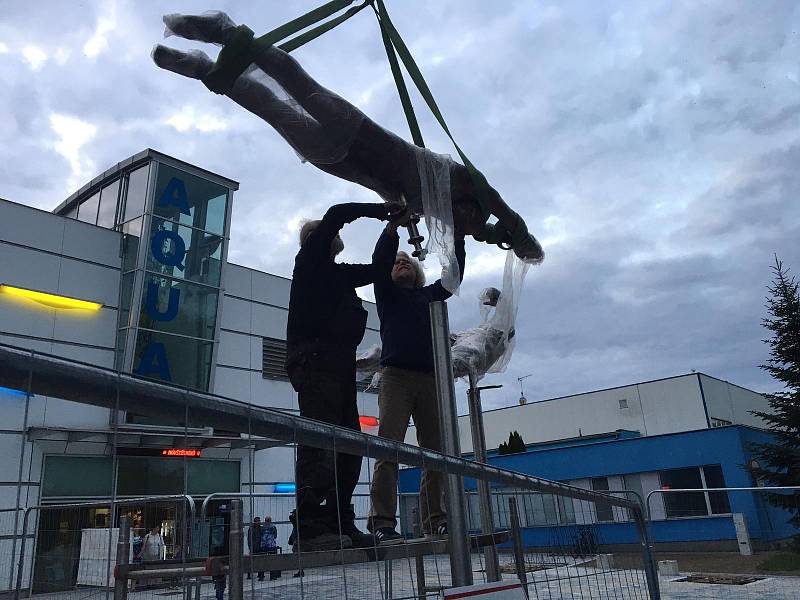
1, 0, 798, 412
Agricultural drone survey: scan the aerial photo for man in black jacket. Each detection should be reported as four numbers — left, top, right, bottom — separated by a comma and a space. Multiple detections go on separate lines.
286, 201, 402, 551
367, 220, 466, 544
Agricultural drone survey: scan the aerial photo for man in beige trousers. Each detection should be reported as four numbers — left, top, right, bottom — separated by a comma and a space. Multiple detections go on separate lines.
367, 219, 466, 544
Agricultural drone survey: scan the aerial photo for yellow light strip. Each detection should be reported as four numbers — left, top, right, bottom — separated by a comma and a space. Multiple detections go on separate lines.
0, 285, 103, 311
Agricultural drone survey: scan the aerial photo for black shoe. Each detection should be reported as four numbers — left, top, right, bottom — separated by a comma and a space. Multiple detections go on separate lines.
340, 522, 376, 548
292, 531, 352, 552
374, 527, 403, 545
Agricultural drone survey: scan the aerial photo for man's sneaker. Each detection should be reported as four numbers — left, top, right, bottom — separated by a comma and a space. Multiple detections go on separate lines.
374, 527, 403, 545
292, 532, 352, 553
425, 523, 448, 540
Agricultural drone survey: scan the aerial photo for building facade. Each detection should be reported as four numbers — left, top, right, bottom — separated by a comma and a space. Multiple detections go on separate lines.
0, 150, 380, 590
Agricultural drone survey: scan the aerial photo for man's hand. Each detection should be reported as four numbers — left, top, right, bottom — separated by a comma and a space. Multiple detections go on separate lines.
386, 199, 411, 232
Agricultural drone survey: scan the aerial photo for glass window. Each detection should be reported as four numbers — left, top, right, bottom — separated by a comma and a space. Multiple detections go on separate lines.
63, 204, 78, 219
121, 218, 143, 273
152, 163, 228, 234
96, 179, 120, 228
42, 456, 113, 497
557, 494, 576, 524
623, 473, 645, 520
122, 164, 151, 222
115, 328, 128, 371
132, 330, 214, 390
147, 218, 223, 287
77, 191, 100, 225
119, 272, 136, 328
660, 467, 707, 517
703, 465, 731, 514
591, 477, 615, 522
187, 460, 240, 495
139, 274, 219, 341
117, 456, 185, 495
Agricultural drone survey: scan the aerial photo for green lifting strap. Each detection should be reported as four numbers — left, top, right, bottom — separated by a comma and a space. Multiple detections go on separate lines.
373, 0, 492, 225
202, 0, 365, 95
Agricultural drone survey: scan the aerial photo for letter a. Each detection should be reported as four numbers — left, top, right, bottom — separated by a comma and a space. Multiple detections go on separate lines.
145, 281, 180, 322
134, 342, 172, 381
158, 177, 191, 215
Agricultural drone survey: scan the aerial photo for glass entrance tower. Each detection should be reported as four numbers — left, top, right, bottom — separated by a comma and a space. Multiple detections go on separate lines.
55, 149, 238, 393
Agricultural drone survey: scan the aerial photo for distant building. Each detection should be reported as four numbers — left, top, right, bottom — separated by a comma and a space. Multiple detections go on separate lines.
400, 374, 795, 550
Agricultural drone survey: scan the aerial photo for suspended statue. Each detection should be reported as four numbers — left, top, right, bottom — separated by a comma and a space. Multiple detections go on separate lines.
152, 11, 545, 270
357, 250, 530, 384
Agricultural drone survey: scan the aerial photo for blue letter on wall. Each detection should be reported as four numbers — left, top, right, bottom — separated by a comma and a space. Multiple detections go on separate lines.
158, 177, 191, 215
145, 281, 180, 322
135, 342, 172, 381
151, 229, 186, 272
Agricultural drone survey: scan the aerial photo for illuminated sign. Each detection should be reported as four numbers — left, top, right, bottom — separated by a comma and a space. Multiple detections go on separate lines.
359, 415, 379, 428
162, 448, 202, 457
0, 285, 102, 311
274, 483, 296, 494
116, 447, 202, 457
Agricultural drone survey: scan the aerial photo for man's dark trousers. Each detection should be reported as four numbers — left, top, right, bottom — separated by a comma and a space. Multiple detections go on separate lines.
289, 351, 361, 535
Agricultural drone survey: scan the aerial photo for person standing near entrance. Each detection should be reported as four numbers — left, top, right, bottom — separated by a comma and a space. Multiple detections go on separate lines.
260, 516, 281, 581
367, 220, 466, 543
139, 526, 165, 561
285, 200, 405, 551
247, 516, 264, 581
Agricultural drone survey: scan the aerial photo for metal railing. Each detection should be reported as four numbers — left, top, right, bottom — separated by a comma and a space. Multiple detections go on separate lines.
0, 336, 660, 599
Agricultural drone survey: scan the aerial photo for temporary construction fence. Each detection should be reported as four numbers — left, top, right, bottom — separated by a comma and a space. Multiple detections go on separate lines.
0, 323, 660, 600
645, 486, 800, 600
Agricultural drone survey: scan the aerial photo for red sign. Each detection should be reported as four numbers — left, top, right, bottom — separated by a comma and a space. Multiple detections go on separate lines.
161, 448, 202, 457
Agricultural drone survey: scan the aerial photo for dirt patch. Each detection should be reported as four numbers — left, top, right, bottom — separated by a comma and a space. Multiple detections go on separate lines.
612, 551, 800, 577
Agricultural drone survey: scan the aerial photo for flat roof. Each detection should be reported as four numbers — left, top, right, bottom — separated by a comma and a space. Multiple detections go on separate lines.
52, 148, 240, 216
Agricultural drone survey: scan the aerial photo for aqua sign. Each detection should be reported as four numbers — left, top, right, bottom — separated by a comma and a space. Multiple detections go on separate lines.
133, 177, 191, 384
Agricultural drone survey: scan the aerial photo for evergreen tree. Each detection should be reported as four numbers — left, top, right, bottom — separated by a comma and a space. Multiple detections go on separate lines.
497, 431, 527, 455
750, 256, 800, 529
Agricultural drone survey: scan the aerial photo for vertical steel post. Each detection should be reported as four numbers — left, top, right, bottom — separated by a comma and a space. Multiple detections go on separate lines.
429, 301, 473, 587
467, 375, 500, 582
114, 516, 131, 600
229, 500, 244, 600
508, 498, 528, 598
631, 506, 661, 600
412, 508, 425, 600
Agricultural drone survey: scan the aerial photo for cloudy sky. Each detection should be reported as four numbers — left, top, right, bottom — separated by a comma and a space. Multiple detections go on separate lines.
2, 1, 799, 410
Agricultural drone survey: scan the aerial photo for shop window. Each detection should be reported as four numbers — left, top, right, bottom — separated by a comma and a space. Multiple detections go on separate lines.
41, 456, 113, 498
659, 465, 730, 518
591, 477, 615, 522
117, 457, 240, 496
262, 337, 288, 380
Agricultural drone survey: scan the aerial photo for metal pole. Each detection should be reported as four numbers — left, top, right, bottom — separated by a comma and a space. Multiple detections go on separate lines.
467, 374, 500, 582
412, 508, 425, 600
429, 301, 472, 587
114, 516, 131, 600
228, 500, 243, 600
508, 498, 528, 598
631, 505, 661, 600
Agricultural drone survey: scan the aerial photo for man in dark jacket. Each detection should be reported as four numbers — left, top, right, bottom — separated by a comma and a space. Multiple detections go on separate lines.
367, 220, 466, 544
246, 516, 263, 581
286, 201, 402, 551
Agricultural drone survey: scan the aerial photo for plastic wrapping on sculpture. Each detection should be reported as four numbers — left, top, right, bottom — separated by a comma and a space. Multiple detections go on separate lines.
451, 251, 531, 381
163, 11, 363, 165
353, 252, 531, 384
417, 147, 460, 294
